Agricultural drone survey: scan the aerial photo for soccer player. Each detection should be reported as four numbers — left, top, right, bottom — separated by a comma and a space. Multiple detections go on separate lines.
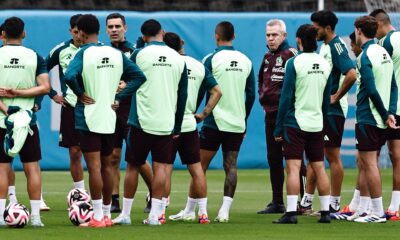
163, 32, 222, 224
351, 16, 397, 223
106, 12, 153, 214
299, 10, 357, 214
197, 21, 255, 222
46, 14, 86, 192
370, 9, 400, 220
257, 19, 307, 214
65, 14, 146, 228
273, 24, 331, 224
112, 19, 187, 226
0, 16, 50, 227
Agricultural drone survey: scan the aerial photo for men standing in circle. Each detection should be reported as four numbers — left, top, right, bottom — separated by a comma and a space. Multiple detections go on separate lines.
46, 14, 86, 193
65, 14, 146, 228
105, 12, 153, 214
163, 32, 222, 224
198, 21, 255, 223
0, 16, 50, 227
299, 10, 357, 214
370, 9, 400, 220
257, 19, 306, 214
112, 19, 187, 226
273, 24, 331, 224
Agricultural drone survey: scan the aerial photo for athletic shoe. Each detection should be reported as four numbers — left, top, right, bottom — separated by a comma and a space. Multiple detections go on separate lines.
329, 205, 340, 214
111, 199, 121, 213
30, 215, 45, 227
104, 216, 113, 227
273, 212, 298, 224
80, 217, 106, 228
257, 202, 285, 214
112, 214, 131, 225
309, 210, 321, 217
385, 210, 399, 221
318, 211, 331, 223
144, 192, 151, 213
142, 217, 161, 226
331, 212, 352, 220
347, 212, 368, 222
354, 214, 387, 223
169, 210, 196, 222
214, 215, 229, 223
39, 200, 50, 211
297, 202, 313, 215
198, 214, 210, 224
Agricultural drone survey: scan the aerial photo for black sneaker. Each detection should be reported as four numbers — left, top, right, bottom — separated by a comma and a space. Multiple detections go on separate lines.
143, 193, 151, 213
273, 212, 298, 224
257, 202, 285, 214
318, 211, 331, 223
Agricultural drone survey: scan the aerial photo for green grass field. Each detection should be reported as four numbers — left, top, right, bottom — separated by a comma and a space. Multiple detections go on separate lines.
0, 169, 399, 240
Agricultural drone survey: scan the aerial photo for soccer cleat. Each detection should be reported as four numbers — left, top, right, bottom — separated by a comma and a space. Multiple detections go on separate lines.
40, 200, 50, 211
318, 211, 331, 223
142, 218, 161, 226
104, 216, 113, 227
347, 212, 368, 222
214, 215, 229, 223
331, 205, 354, 220
273, 212, 298, 224
80, 217, 106, 228
297, 202, 313, 215
329, 205, 340, 214
168, 210, 196, 222
30, 215, 45, 227
144, 192, 151, 213
112, 214, 131, 225
385, 210, 399, 221
257, 202, 285, 214
354, 214, 387, 223
198, 214, 210, 224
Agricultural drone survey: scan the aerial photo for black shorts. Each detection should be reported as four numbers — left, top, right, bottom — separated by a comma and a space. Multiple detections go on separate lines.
125, 127, 173, 166
171, 130, 200, 165
0, 125, 41, 163
283, 127, 324, 162
323, 115, 345, 148
387, 115, 400, 140
200, 127, 244, 152
59, 104, 80, 148
78, 130, 115, 156
114, 102, 130, 148
356, 124, 387, 151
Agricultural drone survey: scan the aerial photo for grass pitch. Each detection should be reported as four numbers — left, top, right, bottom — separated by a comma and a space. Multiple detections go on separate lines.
0, 169, 398, 240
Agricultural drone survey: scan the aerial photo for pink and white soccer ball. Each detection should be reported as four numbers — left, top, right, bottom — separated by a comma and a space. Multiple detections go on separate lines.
66, 188, 91, 207
68, 202, 94, 226
3, 203, 30, 228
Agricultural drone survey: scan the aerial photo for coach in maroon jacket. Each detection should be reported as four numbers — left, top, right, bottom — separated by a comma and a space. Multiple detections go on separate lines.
257, 19, 299, 214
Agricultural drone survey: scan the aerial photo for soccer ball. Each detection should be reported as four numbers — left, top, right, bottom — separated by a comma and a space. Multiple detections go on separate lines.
3, 203, 30, 228
66, 188, 91, 207
68, 202, 94, 226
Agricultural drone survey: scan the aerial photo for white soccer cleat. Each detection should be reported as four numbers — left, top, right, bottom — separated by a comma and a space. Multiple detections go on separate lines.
112, 214, 131, 225
354, 214, 387, 223
30, 215, 44, 227
40, 200, 51, 211
347, 212, 368, 222
142, 218, 161, 226
214, 215, 229, 223
168, 210, 196, 222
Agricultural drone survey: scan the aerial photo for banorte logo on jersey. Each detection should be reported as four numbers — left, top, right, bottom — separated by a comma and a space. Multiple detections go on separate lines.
4, 58, 25, 69
97, 57, 115, 69
225, 60, 242, 72
153, 56, 172, 67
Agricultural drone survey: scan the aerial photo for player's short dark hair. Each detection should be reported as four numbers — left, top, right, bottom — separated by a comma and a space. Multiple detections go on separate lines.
141, 19, 161, 37
310, 10, 338, 30
3, 17, 24, 39
349, 31, 356, 44
354, 16, 378, 38
70, 14, 82, 29
296, 24, 318, 52
215, 21, 235, 41
106, 13, 126, 25
77, 14, 100, 35
369, 9, 391, 24
164, 32, 182, 52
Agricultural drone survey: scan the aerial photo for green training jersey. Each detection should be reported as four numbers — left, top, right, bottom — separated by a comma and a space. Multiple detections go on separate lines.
202, 46, 255, 133
65, 43, 146, 134
0, 45, 47, 128
274, 52, 331, 136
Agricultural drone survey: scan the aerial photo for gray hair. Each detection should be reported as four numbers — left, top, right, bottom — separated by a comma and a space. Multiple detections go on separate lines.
266, 19, 287, 33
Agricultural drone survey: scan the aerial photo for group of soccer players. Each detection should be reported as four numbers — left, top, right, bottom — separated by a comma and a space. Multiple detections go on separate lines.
0, 8, 398, 228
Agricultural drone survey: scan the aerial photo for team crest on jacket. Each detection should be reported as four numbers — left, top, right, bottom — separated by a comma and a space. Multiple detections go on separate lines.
275, 56, 283, 66
264, 59, 269, 65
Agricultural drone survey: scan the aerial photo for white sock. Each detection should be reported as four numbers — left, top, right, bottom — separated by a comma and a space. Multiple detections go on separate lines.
92, 199, 103, 221
300, 193, 314, 207
8, 186, 17, 203
162, 197, 168, 215
74, 180, 85, 189
320, 195, 330, 211
0, 199, 6, 219
102, 203, 111, 218
197, 198, 208, 216
371, 197, 384, 217
349, 189, 360, 212
30, 200, 41, 216
218, 196, 233, 217
330, 196, 341, 211
183, 197, 197, 215
358, 196, 370, 214
149, 198, 163, 220
122, 198, 134, 217
388, 191, 400, 212
287, 195, 298, 212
